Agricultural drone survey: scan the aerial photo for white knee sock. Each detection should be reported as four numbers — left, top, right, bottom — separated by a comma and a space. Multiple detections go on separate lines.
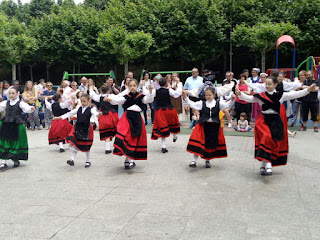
265, 162, 272, 169
86, 152, 90, 162
161, 138, 166, 149
1, 160, 6, 165
105, 141, 110, 151
71, 151, 77, 161
173, 134, 177, 140
192, 154, 199, 162
59, 142, 64, 149
261, 160, 267, 168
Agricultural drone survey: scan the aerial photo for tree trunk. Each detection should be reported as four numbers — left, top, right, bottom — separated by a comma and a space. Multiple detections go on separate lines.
201, 62, 205, 74
46, 62, 50, 81
261, 51, 266, 73
114, 64, 117, 80
78, 64, 81, 81
12, 63, 16, 81
18, 64, 21, 81
30, 65, 33, 82
124, 61, 128, 77
72, 62, 76, 81
181, 58, 185, 70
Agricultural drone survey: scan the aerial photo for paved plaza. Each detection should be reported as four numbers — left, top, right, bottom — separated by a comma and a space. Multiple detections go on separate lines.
0, 129, 319, 240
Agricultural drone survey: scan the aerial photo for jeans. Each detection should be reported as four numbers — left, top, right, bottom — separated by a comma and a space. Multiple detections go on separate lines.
44, 107, 53, 127
29, 107, 41, 128
289, 100, 302, 125
143, 102, 154, 124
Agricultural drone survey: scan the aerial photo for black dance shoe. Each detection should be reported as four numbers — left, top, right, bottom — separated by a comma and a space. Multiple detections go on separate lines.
260, 167, 266, 175
85, 162, 91, 168
0, 164, 8, 171
105, 150, 112, 154
13, 161, 20, 168
189, 161, 196, 168
161, 148, 168, 153
266, 168, 272, 176
67, 160, 74, 166
205, 161, 211, 168
59, 148, 65, 153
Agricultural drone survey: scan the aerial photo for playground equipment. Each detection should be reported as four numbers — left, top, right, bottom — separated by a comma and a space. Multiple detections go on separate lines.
295, 56, 320, 79
62, 70, 115, 80
266, 35, 297, 80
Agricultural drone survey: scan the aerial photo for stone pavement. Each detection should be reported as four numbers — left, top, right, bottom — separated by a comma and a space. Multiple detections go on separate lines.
0, 129, 319, 240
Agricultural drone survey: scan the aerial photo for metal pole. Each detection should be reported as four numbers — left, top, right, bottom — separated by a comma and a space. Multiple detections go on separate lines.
229, 15, 233, 72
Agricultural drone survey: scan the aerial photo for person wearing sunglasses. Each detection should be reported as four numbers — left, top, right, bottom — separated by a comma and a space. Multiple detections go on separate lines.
42, 82, 57, 130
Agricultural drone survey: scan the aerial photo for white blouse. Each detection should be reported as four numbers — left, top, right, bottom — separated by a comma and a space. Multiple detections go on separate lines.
0, 98, 34, 113
45, 100, 70, 112
247, 80, 302, 94
184, 98, 233, 122
108, 89, 155, 112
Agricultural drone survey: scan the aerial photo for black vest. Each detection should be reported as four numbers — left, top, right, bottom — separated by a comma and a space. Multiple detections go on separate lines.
123, 92, 145, 111
3, 100, 24, 124
254, 90, 284, 113
156, 88, 173, 110
100, 96, 117, 114
77, 107, 92, 124
198, 100, 220, 124
52, 102, 69, 117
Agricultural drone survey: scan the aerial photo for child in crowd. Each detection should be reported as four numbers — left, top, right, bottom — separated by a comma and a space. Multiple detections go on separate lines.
45, 94, 73, 152
89, 85, 119, 154
235, 74, 251, 124
182, 87, 235, 168
53, 94, 98, 168
234, 112, 251, 132
151, 77, 181, 153
104, 79, 155, 170
0, 87, 35, 171
189, 109, 200, 129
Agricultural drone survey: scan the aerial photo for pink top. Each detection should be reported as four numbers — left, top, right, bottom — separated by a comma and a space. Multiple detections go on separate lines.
236, 84, 249, 104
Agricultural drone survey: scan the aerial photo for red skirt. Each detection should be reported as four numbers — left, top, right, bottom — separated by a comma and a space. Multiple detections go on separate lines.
48, 119, 73, 145
151, 107, 180, 140
113, 111, 147, 160
66, 125, 94, 152
98, 112, 119, 141
254, 105, 288, 166
187, 122, 227, 160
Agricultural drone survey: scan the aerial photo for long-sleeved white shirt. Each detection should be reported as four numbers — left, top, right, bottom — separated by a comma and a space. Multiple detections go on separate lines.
45, 100, 70, 112
108, 88, 155, 112
89, 89, 128, 103
157, 87, 181, 98
238, 88, 309, 114
0, 98, 34, 113
184, 98, 233, 122
247, 80, 302, 94
60, 105, 98, 120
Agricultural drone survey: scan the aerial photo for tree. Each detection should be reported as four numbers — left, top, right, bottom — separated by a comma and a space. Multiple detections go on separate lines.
0, 13, 38, 80
232, 22, 300, 72
98, 25, 153, 75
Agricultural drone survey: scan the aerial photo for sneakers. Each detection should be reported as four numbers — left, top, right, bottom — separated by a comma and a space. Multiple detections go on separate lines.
0, 163, 8, 171
299, 126, 306, 131
228, 122, 232, 128
314, 127, 319, 132
173, 136, 178, 142
38, 126, 43, 130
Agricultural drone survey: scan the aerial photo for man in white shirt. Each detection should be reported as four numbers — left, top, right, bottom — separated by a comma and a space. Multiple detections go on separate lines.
78, 77, 88, 93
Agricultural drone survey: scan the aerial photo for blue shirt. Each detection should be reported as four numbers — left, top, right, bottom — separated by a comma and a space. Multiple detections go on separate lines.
43, 90, 56, 96
184, 76, 203, 90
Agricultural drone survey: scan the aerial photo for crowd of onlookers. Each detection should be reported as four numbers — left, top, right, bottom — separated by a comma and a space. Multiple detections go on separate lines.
0, 67, 319, 132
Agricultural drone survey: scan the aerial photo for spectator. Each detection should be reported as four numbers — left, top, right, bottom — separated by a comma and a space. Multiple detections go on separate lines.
153, 75, 161, 90
42, 82, 56, 129
243, 69, 250, 80
78, 77, 88, 93
59, 80, 73, 105
260, 73, 268, 83
288, 70, 306, 127
71, 81, 79, 96
121, 77, 131, 92
23, 81, 42, 130
171, 73, 185, 122
220, 80, 234, 127
189, 109, 200, 129
235, 74, 251, 123
249, 68, 261, 83
184, 68, 203, 121
1, 81, 10, 100
38, 79, 47, 95
121, 71, 134, 88
300, 70, 320, 132
234, 112, 252, 132
106, 77, 120, 95
139, 71, 155, 125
